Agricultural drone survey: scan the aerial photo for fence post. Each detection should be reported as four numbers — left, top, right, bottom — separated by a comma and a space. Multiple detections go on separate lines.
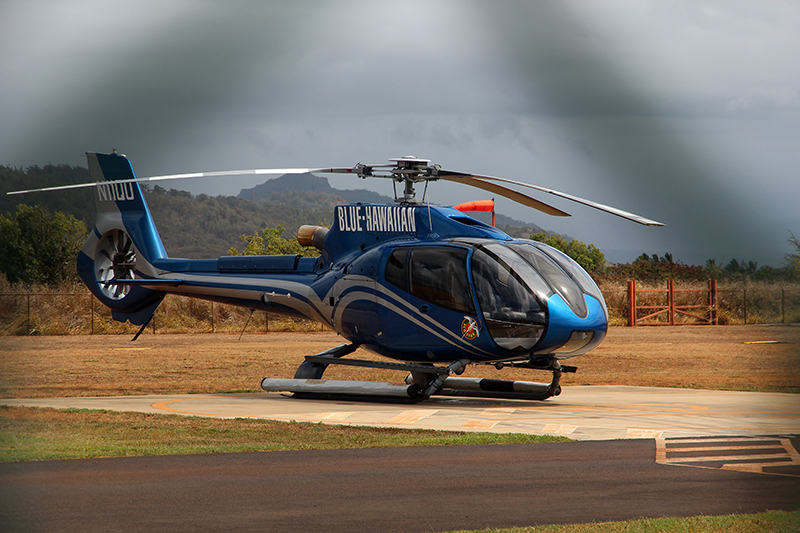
627, 280, 636, 327
743, 287, 747, 325
668, 279, 675, 326
709, 279, 718, 325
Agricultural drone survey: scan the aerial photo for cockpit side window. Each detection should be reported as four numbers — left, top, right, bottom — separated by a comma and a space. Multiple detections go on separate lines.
478, 243, 552, 302
509, 243, 588, 318
385, 248, 409, 292
409, 247, 475, 315
532, 242, 607, 317
471, 245, 546, 351
471, 245, 546, 323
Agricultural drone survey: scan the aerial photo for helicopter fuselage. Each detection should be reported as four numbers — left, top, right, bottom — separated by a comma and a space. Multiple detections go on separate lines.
80, 181, 607, 365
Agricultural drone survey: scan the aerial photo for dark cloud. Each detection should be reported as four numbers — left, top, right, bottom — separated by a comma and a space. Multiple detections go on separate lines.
1, 0, 798, 265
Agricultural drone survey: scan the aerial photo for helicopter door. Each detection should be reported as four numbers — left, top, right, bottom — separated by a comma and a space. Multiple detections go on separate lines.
336, 247, 384, 343
406, 247, 476, 350
339, 277, 382, 342
379, 247, 417, 345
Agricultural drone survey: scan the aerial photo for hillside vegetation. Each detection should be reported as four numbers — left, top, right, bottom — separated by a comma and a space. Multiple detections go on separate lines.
2, 164, 798, 283
2, 165, 548, 259
1, 165, 337, 258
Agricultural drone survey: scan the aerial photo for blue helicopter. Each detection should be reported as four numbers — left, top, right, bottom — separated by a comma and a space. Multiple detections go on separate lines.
11, 151, 663, 402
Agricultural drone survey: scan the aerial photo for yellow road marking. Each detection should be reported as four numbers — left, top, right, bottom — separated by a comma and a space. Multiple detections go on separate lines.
515, 403, 708, 414
152, 397, 218, 415
315, 412, 355, 420
667, 444, 784, 453
481, 408, 517, 416
627, 429, 663, 439
463, 419, 499, 429
542, 424, 577, 434
663, 437, 780, 443
664, 453, 789, 463
722, 462, 796, 472
656, 436, 800, 477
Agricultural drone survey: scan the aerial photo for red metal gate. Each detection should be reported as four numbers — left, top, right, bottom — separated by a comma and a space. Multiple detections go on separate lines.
627, 280, 718, 326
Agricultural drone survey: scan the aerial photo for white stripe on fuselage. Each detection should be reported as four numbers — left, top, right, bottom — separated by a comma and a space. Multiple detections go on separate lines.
144, 267, 497, 359
147, 270, 331, 326
333, 275, 494, 359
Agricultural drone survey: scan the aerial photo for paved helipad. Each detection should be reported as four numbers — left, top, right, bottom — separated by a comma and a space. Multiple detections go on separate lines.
5, 385, 799, 440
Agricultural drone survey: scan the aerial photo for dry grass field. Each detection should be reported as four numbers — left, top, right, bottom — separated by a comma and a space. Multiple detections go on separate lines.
1, 325, 798, 398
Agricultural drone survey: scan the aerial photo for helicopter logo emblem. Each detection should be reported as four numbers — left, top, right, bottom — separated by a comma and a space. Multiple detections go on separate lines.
461, 316, 479, 340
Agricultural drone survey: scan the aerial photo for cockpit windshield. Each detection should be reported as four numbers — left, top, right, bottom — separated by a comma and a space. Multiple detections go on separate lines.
508, 243, 588, 318
529, 242, 607, 319
470, 244, 547, 351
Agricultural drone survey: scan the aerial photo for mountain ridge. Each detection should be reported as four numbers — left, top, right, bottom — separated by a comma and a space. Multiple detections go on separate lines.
238, 173, 548, 237
1, 165, 558, 259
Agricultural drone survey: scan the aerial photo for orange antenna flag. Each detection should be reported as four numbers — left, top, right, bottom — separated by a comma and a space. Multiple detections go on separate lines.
452, 199, 495, 226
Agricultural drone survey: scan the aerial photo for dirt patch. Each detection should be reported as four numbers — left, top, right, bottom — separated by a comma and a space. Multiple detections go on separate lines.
1, 325, 798, 398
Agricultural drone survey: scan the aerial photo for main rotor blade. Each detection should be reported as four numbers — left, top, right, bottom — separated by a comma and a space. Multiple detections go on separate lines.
437, 170, 665, 226
6, 167, 338, 196
438, 174, 570, 217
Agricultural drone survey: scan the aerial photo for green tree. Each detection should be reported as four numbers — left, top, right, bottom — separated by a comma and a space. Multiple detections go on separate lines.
0, 204, 87, 285
228, 225, 319, 257
724, 258, 758, 276
0, 164, 94, 226
530, 232, 606, 272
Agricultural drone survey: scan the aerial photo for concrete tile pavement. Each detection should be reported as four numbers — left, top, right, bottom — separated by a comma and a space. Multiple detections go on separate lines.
4, 385, 798, 441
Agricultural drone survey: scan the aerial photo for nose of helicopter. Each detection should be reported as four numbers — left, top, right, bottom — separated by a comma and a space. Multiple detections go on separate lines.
540, 293, 607, 357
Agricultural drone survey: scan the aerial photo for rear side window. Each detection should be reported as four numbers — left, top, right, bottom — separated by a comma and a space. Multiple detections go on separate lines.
409, 247, 475, 315
385, 248, 409, 292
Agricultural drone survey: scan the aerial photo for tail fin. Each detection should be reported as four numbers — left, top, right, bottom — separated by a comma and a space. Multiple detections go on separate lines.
77, 152, 167, 325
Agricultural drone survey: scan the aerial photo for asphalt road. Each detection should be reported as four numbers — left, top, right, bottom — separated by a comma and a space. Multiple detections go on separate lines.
2, 439, 799, 533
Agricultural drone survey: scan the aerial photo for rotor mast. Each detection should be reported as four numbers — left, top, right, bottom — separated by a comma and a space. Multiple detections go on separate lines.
388, 156, 435, 205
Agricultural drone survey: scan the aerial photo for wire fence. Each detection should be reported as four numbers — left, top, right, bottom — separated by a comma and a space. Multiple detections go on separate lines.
0, 291, 325, 336
1, 283, 799, 335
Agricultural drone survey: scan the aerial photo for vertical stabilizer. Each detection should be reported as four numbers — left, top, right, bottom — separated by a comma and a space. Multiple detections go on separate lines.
77, 152, 167, 325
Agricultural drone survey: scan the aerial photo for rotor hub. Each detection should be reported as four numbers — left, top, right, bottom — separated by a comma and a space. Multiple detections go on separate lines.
388, 156, 431, 174
387, 156, 437, 204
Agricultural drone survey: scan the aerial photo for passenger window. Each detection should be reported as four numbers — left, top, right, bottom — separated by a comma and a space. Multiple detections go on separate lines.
385, 248, 409, 292
409, 247, 475, 314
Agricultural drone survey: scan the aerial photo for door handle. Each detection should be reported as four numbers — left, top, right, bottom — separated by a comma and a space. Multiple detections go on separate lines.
419, 305, 429, 314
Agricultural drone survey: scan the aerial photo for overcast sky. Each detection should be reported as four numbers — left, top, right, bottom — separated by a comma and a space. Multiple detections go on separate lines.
1, 0, 798, 265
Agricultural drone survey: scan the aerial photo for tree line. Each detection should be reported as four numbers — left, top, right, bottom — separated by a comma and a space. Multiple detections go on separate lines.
2, 164, 798, 287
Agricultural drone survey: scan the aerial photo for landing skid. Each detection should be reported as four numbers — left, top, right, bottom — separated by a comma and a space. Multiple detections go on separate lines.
261, 344, 573, 403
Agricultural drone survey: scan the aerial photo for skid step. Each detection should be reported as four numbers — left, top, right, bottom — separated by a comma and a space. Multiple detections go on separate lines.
304, 355, 450, 374
508, 361, 578, 373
